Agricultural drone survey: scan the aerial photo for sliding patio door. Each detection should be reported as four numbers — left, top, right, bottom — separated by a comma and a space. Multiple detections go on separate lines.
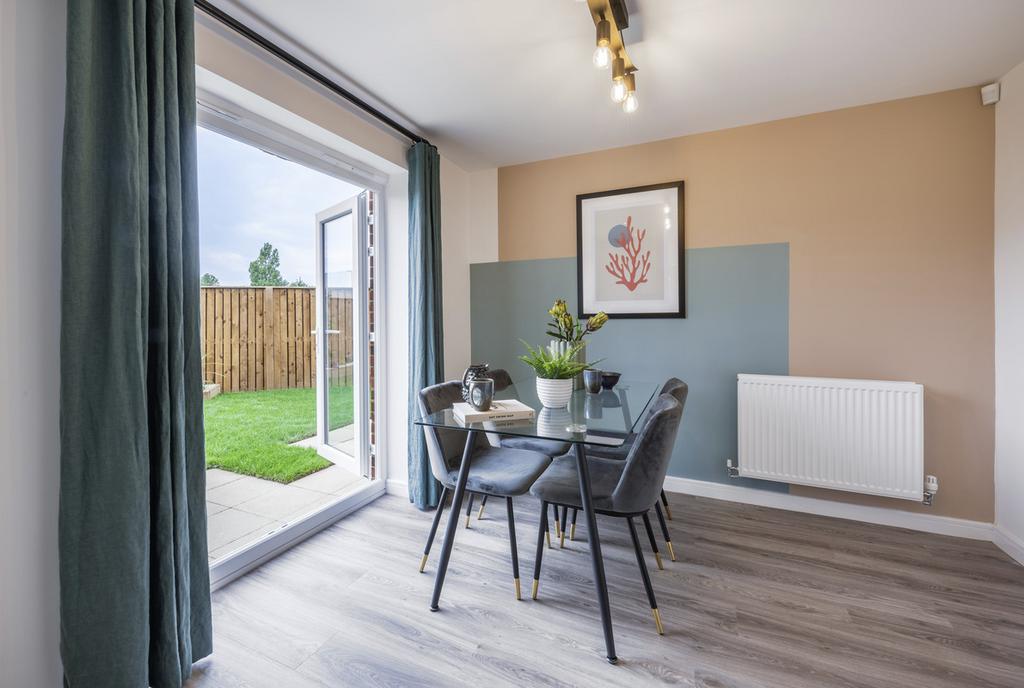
315, 192, 374, 479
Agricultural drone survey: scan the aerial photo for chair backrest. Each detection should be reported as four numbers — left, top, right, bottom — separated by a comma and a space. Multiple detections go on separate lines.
486, 368, 516, 394
610, 392, 685, 514
418, 381, 486, 483
660, 377, 688, 406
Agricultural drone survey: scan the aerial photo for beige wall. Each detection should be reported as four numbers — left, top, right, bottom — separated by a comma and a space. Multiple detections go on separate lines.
498, 88, 995, 521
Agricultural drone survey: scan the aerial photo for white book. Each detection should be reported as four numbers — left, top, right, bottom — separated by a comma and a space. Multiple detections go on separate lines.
452, 399, 535, 425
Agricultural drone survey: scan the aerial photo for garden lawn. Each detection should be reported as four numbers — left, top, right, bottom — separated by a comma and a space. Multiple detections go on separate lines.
204, 386, 354, 483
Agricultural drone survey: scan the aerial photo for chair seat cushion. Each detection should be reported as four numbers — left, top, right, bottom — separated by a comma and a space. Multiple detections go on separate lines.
499, 436, 572, 456
443, 447, 552, 496
529, 454, 625, 511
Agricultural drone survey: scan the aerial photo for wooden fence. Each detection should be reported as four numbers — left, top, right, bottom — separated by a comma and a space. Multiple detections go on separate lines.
200, 286, 353, 392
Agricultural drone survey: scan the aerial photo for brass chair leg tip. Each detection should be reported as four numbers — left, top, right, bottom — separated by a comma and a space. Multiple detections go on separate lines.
464, 516, 471, 528
655, 552, 664, 570
570, 524, 576, 540
531, 579, 539, 600
559, 534, 566, 549
477, 506, 486, 520
418, 554, 428, 573
545, 532, 552, 549
667, 542, 677, 562
514, 578, 522, 600
652, 608, 665, 635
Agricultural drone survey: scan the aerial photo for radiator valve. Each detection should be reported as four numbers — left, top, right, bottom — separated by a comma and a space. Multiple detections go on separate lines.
726, 458, 739, 478
922, 475, 939, 506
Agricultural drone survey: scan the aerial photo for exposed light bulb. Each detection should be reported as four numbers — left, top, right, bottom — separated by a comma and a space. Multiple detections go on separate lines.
623, 91, 639, 113
592, 45, 612, 69
610, 80, 627, 103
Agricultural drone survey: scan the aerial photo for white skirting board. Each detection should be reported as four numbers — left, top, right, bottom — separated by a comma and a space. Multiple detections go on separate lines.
663, 476, 991, 540
993, 525, 1024, 566
386, 476, 1022, 565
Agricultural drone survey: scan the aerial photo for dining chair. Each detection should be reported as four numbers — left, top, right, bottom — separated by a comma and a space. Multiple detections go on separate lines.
469, 368, 570, 535
528, 393, 685, 634
570, 378, 688, 562
417, 381, 553, 600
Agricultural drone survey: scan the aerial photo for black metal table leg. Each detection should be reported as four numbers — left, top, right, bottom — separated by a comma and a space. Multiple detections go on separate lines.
430, 430, 477, 611
575, 443, 617, 664
419, 486, 449, 573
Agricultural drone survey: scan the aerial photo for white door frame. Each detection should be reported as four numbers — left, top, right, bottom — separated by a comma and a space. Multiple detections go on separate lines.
314, 194, 371, 477
197, 94, 392, 587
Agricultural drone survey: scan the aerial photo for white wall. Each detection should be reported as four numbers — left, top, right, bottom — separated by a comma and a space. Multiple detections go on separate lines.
0, 0, 65, 684
440, 163, 499, 382
468, 168, 499, 265
440, 158, 472, 381
995, 60, 1024, 564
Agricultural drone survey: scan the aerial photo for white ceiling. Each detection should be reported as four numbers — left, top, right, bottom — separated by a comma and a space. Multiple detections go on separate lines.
223, 0, 1024, 170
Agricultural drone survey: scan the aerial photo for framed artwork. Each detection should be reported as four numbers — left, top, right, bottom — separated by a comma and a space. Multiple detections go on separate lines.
576, 180, 684, 319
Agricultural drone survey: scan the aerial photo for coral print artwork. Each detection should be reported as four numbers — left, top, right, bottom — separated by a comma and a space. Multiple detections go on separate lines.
577, 181, 684, 319
605, 215, 650, 291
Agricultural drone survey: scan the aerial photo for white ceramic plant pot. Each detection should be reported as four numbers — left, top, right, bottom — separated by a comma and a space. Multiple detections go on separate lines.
536, 377, 574, 408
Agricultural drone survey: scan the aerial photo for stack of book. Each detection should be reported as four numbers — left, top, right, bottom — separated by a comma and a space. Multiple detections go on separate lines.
452, 399, 535, 427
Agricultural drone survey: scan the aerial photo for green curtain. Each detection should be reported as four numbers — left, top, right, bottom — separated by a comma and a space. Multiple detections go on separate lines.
407, 142, 445, 509
60, 1, 212, 686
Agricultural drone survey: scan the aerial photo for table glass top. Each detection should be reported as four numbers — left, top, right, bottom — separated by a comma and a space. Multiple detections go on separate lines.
413, 378, 660, 446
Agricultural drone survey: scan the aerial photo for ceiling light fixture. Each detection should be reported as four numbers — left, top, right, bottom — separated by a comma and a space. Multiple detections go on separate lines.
610, 56, 627, 103
592, 19, 612, 68
585, 0, 639, 114
622, 73, 638, 113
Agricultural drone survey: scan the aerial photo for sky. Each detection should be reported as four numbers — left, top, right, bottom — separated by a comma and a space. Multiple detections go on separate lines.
196, 126, 362, 286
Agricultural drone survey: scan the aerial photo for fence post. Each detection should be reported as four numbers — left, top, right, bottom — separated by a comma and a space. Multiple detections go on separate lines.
264, 286, 276, 390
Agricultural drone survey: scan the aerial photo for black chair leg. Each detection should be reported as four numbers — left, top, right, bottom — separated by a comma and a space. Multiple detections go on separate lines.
626, 516, 664, 635
660, 489, 672, 520
552, 502, 561, 541
641, 512, 664, 570
570, 508, 579, 541
506, 497, 521, 600
654, 502, 676, 561
533, 501, 548, 598
559, 505, 569, 548
478, 494, 488, 520
464, 492, 475, 528
420, 487, 449, 572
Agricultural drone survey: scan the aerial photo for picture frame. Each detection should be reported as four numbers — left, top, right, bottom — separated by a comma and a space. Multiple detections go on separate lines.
576, 180, 685, 319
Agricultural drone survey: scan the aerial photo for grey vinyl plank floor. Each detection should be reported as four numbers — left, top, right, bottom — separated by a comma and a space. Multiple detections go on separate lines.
185, 494, 1024, 688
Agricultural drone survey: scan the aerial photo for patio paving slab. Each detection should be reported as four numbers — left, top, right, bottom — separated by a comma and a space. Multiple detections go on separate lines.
207, 474, 280, 508
289, 464, 363, 495
206, 468, 244, 489
207, 508, 275, 551
207, 463, 364, 562
235, 485, 336, 522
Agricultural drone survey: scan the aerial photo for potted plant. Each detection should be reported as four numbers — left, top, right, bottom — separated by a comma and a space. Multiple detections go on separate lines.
519, 341, 595, 408
546, 300, 608, 389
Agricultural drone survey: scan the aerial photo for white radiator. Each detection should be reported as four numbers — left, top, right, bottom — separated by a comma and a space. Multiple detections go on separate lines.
737, 374, 925, 501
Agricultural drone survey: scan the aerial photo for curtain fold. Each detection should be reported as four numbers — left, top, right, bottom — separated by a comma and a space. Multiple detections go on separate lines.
60, 1, 212, 686
407, 142, 445, 509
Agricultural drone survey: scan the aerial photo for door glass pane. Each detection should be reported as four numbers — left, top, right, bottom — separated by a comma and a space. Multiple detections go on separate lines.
323, 212, 355, 456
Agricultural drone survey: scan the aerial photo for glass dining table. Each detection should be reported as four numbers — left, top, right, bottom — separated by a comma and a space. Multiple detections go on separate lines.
413, 377, 660, 665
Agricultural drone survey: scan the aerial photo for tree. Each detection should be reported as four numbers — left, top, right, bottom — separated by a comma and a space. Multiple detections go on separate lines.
289, 277, 309, 287
248, 242, 287, 286
200, 272, 219, 286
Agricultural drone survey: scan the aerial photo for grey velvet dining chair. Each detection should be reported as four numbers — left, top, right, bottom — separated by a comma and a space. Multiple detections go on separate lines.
417, 380, 553, 599
467, 368, 571, 539
567, 377, 688, 564
528, 392, 685, 635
